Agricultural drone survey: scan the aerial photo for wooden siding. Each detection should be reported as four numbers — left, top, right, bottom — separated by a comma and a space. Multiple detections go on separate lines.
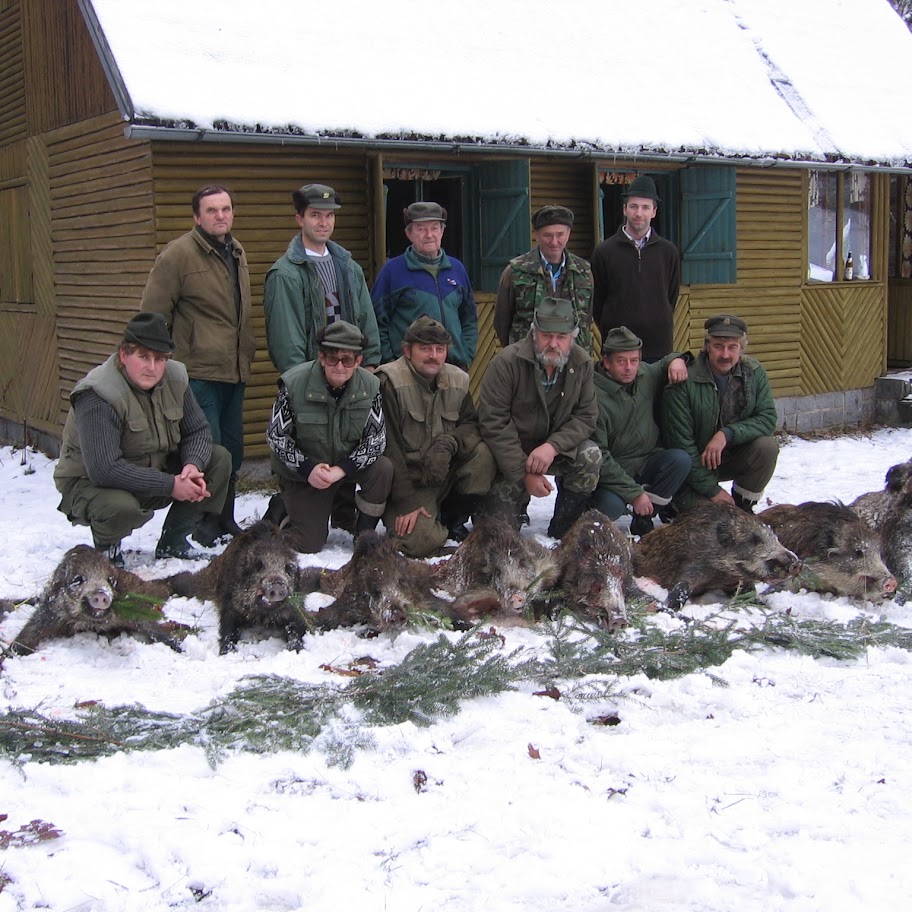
49, 112, 155, 423
529, 159, 596, 260
0, 1, 26, 147
148, 142, 374, 459
887, 280, 912, 366
21, 0, 114, 135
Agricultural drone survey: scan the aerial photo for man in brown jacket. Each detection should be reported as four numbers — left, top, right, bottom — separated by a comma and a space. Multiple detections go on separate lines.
141, 185, 255, 544
479, 298, 601, 539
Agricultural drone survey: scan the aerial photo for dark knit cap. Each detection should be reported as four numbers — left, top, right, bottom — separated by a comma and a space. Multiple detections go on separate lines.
601, 326, 643, 354
704, 314, 748, 338
292, 183, 341, 212
533, 297, 577, 334
404, 201, 447, 224
404, 315, 452, 345
123, 313, 174, 353
532, 205, 574, 230
318, 320, 365, 352
623, 175, 660, 202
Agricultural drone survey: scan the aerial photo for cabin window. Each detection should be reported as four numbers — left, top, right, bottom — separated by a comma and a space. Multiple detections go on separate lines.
381, 159, 530, 293
807, 170, 872, 283
0, 185, 33, 305
888, 175, 912, 279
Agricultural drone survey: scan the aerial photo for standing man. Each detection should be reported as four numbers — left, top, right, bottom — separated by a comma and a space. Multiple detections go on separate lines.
266, 321, 392, 554
494, 205, 593, 353
591, 326, 691, 536
377, 316, 495, 557
479, 298, 601, 539
141, 184, 254, 545
53, 314, 232, 564
264, 183, 381, 373
662, 314, 779, 514
590, 175, 681, 361
372, 202, 477, 371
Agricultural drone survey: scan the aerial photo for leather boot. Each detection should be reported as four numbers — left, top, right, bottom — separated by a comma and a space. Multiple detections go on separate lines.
156, 502, 210, 561
732, 492, 756, 514
353, 511, 381, 542
440, 493, 477, 543
93, 535, 125, 569
629, 513, 656, 537
547, 489, 591, 539
263, 493, 288, 528
195, 475, 243, 546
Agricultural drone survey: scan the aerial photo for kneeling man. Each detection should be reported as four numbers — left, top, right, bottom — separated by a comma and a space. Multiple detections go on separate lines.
377, 316, 495, 557
54, 313, 232, 564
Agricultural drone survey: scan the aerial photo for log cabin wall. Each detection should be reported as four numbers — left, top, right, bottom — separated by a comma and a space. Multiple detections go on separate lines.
147, 142, 375, 459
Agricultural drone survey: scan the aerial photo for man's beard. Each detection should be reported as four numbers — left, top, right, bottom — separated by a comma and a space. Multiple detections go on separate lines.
535, 348, 570, 371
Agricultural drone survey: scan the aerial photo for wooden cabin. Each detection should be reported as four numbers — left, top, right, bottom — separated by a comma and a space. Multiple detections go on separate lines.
2, 0, 912, 457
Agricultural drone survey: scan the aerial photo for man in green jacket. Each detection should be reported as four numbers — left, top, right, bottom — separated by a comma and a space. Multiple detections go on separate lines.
141, 185, 255, 545
53, 313, 232, 565
479, 298, 601, 539
662, 314, 779, 513
264, 183, 381, 373
266, 321, 392, 553
591, 326, 691, 536
494, 205, 593, 354
377, 316, 495, 557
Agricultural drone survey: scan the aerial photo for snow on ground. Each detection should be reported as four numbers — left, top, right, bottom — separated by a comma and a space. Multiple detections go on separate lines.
2, 429, 912, 911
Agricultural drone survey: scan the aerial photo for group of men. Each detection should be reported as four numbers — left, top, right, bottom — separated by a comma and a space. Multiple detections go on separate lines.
53, 177, 780, 565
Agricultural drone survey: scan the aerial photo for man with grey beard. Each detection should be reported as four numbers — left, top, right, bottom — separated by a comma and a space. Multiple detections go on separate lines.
478, 298, 600, 538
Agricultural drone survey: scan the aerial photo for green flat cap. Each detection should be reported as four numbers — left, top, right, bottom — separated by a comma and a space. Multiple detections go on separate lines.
601, 326, 643, 354
404, 202, 447, 224
404, 315, 452, 345
704, 314, 747, 337
319, 320, 365, 351
123, 313, 174, 353
292, 183, 341, 212
533, 297, 577, 334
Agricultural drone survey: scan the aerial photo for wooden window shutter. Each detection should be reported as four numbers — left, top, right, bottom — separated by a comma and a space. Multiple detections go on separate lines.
680, 165, 736, 285
477, 159, 530, 292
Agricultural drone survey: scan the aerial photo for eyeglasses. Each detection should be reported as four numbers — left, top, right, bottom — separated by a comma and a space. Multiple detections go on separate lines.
321, 352, 358, 367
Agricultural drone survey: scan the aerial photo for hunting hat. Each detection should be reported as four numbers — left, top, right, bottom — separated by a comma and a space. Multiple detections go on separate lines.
404, 201, 447, 225
404, 315, 452, 346
292, 183, 341, 212
532, 205, 574, 230
704, 314, 748, 338
318, 320, 365, 352
623, 175, 660, 202
601, 325, 643, 355
122, 313, 174, 353
533, 297, 578, 334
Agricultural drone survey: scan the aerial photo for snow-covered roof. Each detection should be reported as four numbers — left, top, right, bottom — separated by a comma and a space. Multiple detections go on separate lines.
82, 0, 912, 168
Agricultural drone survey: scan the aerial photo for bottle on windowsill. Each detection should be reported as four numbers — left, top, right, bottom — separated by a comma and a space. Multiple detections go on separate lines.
844, 252, 854, 281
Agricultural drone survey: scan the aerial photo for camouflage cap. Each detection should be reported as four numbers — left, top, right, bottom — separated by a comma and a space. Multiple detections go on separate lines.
623, 175, 660, 202
318, 320, 365, 352
404, 315, 452, 346
601, 326, 643, 354
404, 201, 447, 225
533, 297, 577, 334
704, 314, 748, 338
532, 205, 574, 230
292, 183, 341, 212
123, 312, 174, 353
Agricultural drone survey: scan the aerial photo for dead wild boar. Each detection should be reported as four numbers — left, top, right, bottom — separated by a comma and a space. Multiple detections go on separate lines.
167, 520, 321, 654
851, 458, 912, 530
552, 510, 633, 630
761, 501, 897, 602
317, 531, 450, 631
435, 518, 559, 625
8, 545, 178, 655
634, 502, 800, 612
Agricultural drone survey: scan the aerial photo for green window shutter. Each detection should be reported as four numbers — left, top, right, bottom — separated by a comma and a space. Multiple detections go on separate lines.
680, 165, 736, 285
477, 159, 531, 292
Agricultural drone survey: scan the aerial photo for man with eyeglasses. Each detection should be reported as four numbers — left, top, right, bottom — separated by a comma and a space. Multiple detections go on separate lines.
376, 316, 495, 557
264, 183, 381, 373
266, 321, 392, 553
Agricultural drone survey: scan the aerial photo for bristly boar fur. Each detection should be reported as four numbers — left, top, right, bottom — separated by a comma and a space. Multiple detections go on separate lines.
634, 502, 800, 612
7, 545, 178, 655
552, 510, 632, 629
317, 531, 450, 632
166, 520, 322, 654
851, 458, 912, 530
761, 501, 897, 602
435, 517, 559, 625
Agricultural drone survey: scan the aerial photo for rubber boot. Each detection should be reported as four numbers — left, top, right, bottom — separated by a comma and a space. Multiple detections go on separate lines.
440, 493, 478, 543
353, 511, 380, 542
156, 502, 210, 561
547, 489, 591, 539
195, 475, 242, 546
263, 493, 288, 528
629, 513, 656, 538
